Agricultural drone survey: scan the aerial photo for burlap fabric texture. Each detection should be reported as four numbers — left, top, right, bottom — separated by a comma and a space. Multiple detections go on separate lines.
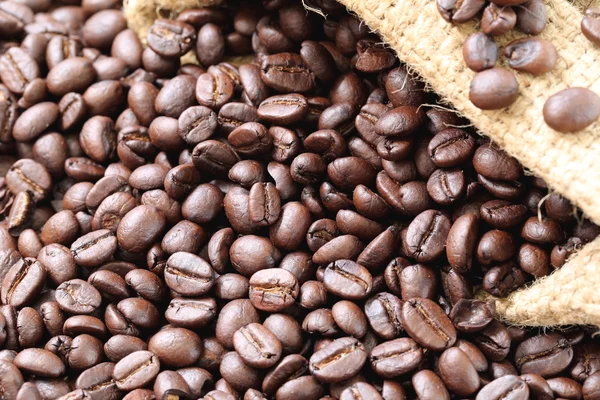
124, 0, 600, 327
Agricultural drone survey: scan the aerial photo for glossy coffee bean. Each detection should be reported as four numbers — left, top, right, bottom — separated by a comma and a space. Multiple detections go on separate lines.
543, 87, 600, 132
402, 298, 457, 351
470, 68, 519, 110
505, 37, 557, 75
309, 337, 367, 383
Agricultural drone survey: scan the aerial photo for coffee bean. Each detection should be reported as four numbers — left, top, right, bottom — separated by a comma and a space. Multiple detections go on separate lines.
516, 333, 573, 377
113, 350, 160, 391
470, 68, 519, 110
450, 299, 495, 333
543, 87, 600, 132
228, 122, 272, 157
463, 32, 498, 72
375, 106, 426, 137
323, 260, 372, 300
412, 369, 451, 400
1, 257, 46, 308
582, 7, 600, 46
309, 337, 367, 383
472, 320, 511, 361
0, 47, 39, 94
249, 268, 298, 312
505, 37, 557, 75
164, 252, 215, 297
55, 279, 102, 315
481, 3, 516, 36
476, 375, 529, 400
402, 298, 457, 351
155, 74, 197, 118
176, 105, 217, 146
0, 1, 33, 37
147, 19, 196, 58
261, 53, 316, 93
446, 213, 478, 273
405, 209, 451, 262
196, 72, 235, 110
521, 216, 565, 244
258, 93, 308, 125
439, 347, 480, 396
483, 261, 527, 297
0, 361, 24, 399
437, 0, 485, 23
14, 348, 65, 378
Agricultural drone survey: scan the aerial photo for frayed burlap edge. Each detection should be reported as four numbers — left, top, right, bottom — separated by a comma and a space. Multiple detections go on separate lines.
123, 0, 223, 45
477, 235, 600, 328
337, 0, 600, 327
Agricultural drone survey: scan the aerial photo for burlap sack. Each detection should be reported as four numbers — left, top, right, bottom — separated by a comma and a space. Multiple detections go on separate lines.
124, 0, 600, 327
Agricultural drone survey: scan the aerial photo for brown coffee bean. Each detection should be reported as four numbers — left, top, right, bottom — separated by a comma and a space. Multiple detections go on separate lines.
505, 37, 557, 75
470, 68, 519, 110
402, 298, 457, 351
309, 337, 367, 383
543, 87, 600, 132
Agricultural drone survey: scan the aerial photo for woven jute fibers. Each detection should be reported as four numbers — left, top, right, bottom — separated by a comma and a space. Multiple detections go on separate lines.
337, 0, 600, 327
123, 0, 223, 44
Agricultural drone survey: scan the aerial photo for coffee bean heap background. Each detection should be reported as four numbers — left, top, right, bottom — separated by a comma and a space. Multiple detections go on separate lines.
0, 0, 600, 399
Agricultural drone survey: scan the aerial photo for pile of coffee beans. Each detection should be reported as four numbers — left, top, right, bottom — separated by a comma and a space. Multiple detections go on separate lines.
0, 0, 599, 399
438, 0, 600, 133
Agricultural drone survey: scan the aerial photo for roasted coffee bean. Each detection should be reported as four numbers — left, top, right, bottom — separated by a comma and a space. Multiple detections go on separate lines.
470, 68, 519, 110
515, 333, 573, 377
147, 19, 196, 58
412, 369, 451, 400
365, 292, 404, 339
405, 209, 451, 262
427, 168, 466, 205
473, 320, 511, 362
196, 72, 235, 110
521, 216, 564, 244
437, 0, 485, 23
450, 299, 495, 333
476, 375, 529, 400
582, 7, 600, 46
481, 3, 516, 36
113, 350, 160, 391
463, 32, 498, 72
1, 257, 46, 308
55, 279, 102, 315
323, 260, 373, 300
505, 37, 557, 75
375, 106, 425, 137
309, 337, 367, 383
71, 229, 117, 268
233, 323, 282, 368
261, 53, 316, 93
249, 268, 299, 312
178, 105, 218, 146
402, 298, 457, 351
258, 93, 308, 125
164, 252, 215, 297
14, 348, 65, 378
0, 47, 39, 94
247, 182, 281, 226
438, 347, 480, 396
543, 87, 600, 132
228, 122, 272, 157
